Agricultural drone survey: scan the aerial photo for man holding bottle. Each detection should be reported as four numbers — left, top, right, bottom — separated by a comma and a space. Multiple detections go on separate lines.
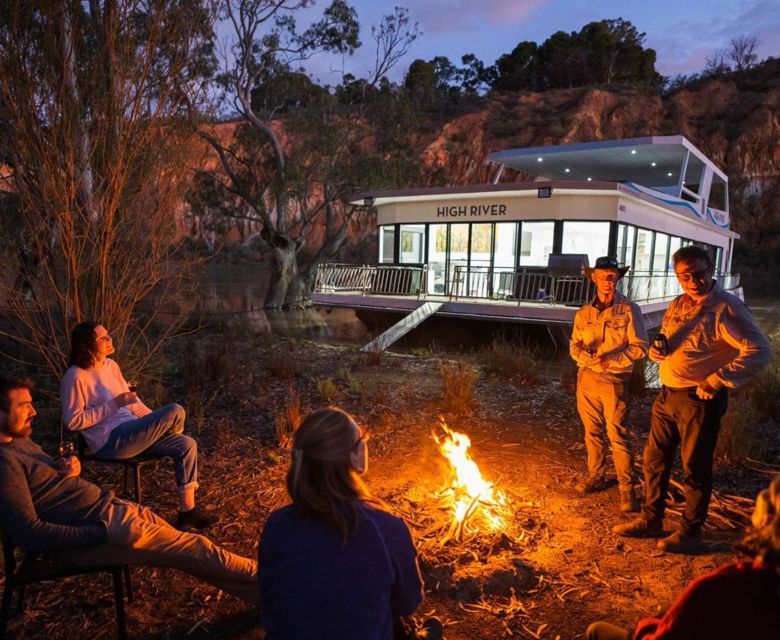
614, 245, 772, 553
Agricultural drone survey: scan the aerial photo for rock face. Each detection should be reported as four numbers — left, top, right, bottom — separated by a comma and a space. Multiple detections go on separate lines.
422, 80, 780, 187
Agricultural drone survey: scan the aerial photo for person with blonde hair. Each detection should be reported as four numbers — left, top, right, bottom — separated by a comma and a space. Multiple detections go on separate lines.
585, 475, 780, 639
257, 406, 442, 640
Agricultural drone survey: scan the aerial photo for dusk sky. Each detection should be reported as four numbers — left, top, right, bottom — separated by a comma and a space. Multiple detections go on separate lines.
289, 0, 780, 85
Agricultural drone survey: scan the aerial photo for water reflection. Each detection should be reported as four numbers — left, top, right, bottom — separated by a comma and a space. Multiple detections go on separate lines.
197, 265, 368, 343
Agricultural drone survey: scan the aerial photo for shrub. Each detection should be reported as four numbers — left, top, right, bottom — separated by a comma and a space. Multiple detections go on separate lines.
316, 376, 340, 402
716, 401, 768, 462
440, 359, 479, 415
480, 338, 540, 385
275, 384, 306, 447
268, 346, 302, 380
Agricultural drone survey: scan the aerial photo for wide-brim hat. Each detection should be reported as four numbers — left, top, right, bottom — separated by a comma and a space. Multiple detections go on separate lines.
583, 256, 629, 280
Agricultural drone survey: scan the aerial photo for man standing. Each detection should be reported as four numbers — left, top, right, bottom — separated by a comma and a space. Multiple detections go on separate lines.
0, 376, 258, 603
614, 246, 772, 553
570, 256, 648, 513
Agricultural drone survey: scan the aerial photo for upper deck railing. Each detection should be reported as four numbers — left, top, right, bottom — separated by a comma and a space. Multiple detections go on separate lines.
314, 263, 741, 306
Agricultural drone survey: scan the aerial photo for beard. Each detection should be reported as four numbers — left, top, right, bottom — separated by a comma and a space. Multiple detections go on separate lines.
1, 419, 32, 439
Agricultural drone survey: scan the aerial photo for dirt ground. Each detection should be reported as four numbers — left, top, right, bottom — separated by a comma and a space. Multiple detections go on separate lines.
5, 332, 778, 640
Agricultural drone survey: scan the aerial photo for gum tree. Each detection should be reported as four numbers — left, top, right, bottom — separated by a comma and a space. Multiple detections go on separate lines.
0, 0, 218, 379
201, 1, 417, 307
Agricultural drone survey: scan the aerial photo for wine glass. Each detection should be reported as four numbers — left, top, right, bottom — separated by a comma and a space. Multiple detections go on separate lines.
127, 379, 138, 393
58, 440, 76, 458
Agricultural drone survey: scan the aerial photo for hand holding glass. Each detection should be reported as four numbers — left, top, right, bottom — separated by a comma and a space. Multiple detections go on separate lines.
58, 440, 76, 458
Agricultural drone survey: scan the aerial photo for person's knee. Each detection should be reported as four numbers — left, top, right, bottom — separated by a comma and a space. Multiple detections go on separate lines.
162, 403, 186, 432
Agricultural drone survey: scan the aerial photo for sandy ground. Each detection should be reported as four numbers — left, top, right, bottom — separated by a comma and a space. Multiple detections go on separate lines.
4, 334, 776, 640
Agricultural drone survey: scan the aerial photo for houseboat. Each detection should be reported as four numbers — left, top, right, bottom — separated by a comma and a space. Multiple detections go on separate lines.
313, 135, 740, 350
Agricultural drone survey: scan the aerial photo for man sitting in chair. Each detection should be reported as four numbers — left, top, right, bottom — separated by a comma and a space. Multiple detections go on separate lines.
0, 376, 258, 604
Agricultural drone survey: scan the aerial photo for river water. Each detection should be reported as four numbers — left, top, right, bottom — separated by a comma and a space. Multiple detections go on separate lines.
198, 266, 780, 347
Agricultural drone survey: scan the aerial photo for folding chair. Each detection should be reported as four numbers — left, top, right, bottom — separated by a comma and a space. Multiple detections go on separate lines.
0, 526, 132, 640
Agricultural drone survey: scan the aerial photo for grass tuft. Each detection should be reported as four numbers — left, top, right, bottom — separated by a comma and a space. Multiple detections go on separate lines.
439, 358, 479, 415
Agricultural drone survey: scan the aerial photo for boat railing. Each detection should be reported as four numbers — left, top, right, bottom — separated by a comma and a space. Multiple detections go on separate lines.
314, 264, 741, 305
315, 263, 427, 297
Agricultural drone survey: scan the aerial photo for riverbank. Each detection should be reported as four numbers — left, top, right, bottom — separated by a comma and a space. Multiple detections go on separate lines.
17, 326, 780, 640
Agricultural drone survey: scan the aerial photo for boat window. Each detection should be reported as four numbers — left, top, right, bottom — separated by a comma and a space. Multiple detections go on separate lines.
562, 221, 610, 269
668, 236, 682, 265
519, 221, 554, 266
427, 224, 448, 294
448, 224, 470, 294
379, 226, 395, 264
470, 223, 493, 268
399, 224, 425, 264
635, 229, 653, 271
494, 223, 518, 269
652, 233, 670, 272
626, 227, 636, 269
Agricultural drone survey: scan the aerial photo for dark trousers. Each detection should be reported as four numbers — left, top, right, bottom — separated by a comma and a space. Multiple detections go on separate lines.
641, 385, 728, 535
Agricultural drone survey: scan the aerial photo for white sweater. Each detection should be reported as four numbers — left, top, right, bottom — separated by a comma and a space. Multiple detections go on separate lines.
60, 359, 152, 452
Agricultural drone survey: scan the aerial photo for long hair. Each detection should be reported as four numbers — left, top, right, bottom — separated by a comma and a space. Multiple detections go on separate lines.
68, 320, 101, 369
286, 406, 383, 540
742, 475, 780, 570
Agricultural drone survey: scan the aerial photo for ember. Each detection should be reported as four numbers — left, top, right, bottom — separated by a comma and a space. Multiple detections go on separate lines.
434, 418, 509, 542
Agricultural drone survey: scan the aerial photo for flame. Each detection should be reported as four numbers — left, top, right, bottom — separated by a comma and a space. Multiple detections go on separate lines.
434, 419, 508, 535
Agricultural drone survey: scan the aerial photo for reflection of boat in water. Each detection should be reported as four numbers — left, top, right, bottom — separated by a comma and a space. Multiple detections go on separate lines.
314, 135, 741, 349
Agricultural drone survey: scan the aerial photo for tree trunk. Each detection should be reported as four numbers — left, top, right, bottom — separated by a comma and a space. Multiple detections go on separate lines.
265, 240, 298, 308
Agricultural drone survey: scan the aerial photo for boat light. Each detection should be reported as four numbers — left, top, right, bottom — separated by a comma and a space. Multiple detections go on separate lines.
587, 177, 592, 181
538, 187, 553, 198
537, 157, 543, 162
667, 172, 673, 177
564, 168, 570, 173
630, 149, 637, 154
651, 162, 657, 167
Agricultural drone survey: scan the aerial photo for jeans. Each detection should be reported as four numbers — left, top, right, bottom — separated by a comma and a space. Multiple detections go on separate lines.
641, 386, 728, 534
95, 403, 198, 493
576, 368, 634, 490
53, 499, 258, 603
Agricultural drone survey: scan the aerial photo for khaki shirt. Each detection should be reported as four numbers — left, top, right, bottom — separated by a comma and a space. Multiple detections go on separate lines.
657, 281, 772, 390
570, 292, 648, 375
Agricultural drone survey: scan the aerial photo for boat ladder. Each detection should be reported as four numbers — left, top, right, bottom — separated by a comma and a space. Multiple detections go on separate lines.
361, 302, 443, 352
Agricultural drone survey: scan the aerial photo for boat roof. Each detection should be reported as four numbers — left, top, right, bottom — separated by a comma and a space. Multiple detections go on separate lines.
488, 135, 727, 188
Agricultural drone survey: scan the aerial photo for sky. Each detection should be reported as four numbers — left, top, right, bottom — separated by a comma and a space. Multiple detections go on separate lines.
287, 0, 780, 86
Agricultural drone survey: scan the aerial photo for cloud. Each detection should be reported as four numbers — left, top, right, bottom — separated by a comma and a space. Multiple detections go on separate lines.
404, 0, 550, 34
650, 0, 780, 76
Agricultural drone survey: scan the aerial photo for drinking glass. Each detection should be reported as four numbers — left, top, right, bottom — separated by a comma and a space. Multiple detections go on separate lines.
127, 379, 138, 393
58, 440, 76, 458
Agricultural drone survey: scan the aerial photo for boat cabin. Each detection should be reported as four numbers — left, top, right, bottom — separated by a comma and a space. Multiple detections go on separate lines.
313, 135, 739, 347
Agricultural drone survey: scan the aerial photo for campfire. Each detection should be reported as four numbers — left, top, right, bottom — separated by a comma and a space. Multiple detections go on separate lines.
433, 418, 510, 543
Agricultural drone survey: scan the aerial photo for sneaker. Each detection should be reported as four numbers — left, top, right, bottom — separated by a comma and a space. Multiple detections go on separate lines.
657, 530, 702, 554
575, 475, 608, 495
619, 488, 640, 513
419, 617, 444, 640
612, 517, 664, 538
174, 506, 218, 532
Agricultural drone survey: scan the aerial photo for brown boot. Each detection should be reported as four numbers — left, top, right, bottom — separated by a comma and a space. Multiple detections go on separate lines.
619, 487, 639, 513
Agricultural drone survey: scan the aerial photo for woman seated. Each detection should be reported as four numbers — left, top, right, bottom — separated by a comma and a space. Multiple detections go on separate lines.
258, 406, 442, 640
60, 320, 214, 531
585, 474, 780, 640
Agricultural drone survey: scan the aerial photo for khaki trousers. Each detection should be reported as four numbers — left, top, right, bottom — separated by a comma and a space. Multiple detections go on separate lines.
576, 368, 634, 490
52, 499, 258, 604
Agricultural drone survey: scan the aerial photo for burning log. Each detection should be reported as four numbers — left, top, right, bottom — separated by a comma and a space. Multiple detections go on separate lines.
433, 418, 510, 544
